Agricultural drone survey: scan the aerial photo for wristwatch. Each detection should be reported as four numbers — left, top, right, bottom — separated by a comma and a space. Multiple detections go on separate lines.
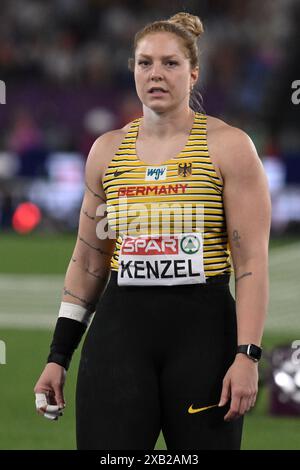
236, 344, 262, 362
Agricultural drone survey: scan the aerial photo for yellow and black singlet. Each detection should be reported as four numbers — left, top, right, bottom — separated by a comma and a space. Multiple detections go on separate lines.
102, 112, 232, 286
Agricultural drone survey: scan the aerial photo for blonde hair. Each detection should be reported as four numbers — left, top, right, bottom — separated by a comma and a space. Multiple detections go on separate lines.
128, 12, 205, 113
128, 12, 205, 112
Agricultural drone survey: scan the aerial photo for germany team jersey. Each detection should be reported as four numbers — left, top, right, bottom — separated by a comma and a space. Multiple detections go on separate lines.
102, 111, 232, 281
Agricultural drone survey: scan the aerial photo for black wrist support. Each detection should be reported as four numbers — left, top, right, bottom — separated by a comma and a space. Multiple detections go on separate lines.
47, 317, 87, 370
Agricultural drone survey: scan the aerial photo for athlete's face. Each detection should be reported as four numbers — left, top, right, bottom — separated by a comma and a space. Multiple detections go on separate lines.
134, 32, 198, 113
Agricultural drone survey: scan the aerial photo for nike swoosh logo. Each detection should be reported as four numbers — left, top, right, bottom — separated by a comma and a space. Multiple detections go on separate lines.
188, 404, 219, 414
114, 168, 136, 178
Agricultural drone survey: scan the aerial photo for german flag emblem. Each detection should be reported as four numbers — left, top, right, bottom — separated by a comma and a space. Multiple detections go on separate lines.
178, 162, 192, 177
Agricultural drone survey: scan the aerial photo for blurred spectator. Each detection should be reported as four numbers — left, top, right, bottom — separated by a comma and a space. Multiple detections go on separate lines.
6, 109, 47, 177
0, 0, 299, 233
79, 107, 117, 157
0, 186, 14, 229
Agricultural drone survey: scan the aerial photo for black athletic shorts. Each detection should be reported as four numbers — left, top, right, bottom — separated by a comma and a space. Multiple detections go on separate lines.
76, 270, 243, 450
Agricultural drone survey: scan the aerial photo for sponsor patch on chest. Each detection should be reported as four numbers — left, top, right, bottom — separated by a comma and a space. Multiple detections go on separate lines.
117, 232, 206, 286
145, 166, 167, 181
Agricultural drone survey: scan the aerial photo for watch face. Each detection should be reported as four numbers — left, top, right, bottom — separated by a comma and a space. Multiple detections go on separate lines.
249, 344, 262, 360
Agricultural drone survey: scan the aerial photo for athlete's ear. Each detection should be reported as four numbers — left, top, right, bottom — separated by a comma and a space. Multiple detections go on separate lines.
190, 66, 199, 86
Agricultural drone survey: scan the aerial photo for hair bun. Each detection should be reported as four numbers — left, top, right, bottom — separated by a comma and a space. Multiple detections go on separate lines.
168, 12, 204, 38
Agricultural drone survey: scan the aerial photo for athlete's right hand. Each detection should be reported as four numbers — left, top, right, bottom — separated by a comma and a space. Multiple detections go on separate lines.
34, 362, 66, 420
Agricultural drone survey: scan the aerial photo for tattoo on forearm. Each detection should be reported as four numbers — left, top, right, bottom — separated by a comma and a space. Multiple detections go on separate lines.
232, 230, 241, 248
235, 272, 253, 283
63, 287, 95, 310
79, 236, 111, 256
85, 181, 106, 202
85, 268, 105, 280
71, 256, 104, 279
82, 208, 96, 220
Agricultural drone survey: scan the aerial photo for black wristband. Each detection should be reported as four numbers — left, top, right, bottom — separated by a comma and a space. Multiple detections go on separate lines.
47, 352, 71, 370
236, 344, 262, 362
47, 317, 87, 370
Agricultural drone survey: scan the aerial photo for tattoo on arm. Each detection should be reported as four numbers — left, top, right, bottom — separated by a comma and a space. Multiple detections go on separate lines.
85, 268, 105, 280
71, 256, 105, 279
235, 272, 253, 283
63, 287, 95, 310
82, 208, 96, 220
79, 236, 112, 256
232, 230, 241, 248
85, 181, 106, 203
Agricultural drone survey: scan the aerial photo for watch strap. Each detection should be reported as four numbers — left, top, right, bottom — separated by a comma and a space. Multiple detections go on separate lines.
237, 344, 262, 361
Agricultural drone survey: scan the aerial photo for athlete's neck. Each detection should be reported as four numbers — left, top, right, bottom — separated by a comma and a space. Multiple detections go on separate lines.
140, 107, 195, 139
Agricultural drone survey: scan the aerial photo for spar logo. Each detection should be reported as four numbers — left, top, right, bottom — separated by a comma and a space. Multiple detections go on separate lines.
180, 235, 200, 254
121, 235, 179, 255
121, 234, 202, 256
117, 232, 206, 285
145, 166, 167, 181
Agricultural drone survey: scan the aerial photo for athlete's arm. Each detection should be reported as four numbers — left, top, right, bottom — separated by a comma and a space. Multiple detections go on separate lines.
214, 126, 271, 421
61, 134, 117, 316
222, 127, 271, 346
34, 131, 121, 419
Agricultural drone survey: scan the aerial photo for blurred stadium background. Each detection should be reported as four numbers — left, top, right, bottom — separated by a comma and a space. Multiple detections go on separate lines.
0, 0, 300, 450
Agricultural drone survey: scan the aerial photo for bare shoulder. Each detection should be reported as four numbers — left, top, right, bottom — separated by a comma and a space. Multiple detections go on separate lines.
206, 114, 255, 154
206, 114, 261, 178
85, 122, 132, 179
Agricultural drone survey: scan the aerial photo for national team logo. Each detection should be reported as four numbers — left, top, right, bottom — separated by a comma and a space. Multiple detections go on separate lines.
145, 166, 167, 181
180, 234, 200, 254
178, 162, 192, 177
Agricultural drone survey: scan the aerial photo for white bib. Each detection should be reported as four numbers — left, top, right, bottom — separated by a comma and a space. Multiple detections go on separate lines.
117, 232, 206, 286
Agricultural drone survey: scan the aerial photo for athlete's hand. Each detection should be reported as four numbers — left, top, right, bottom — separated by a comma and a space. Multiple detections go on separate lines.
34, 363, 66, 420
218, 354, 258, 421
